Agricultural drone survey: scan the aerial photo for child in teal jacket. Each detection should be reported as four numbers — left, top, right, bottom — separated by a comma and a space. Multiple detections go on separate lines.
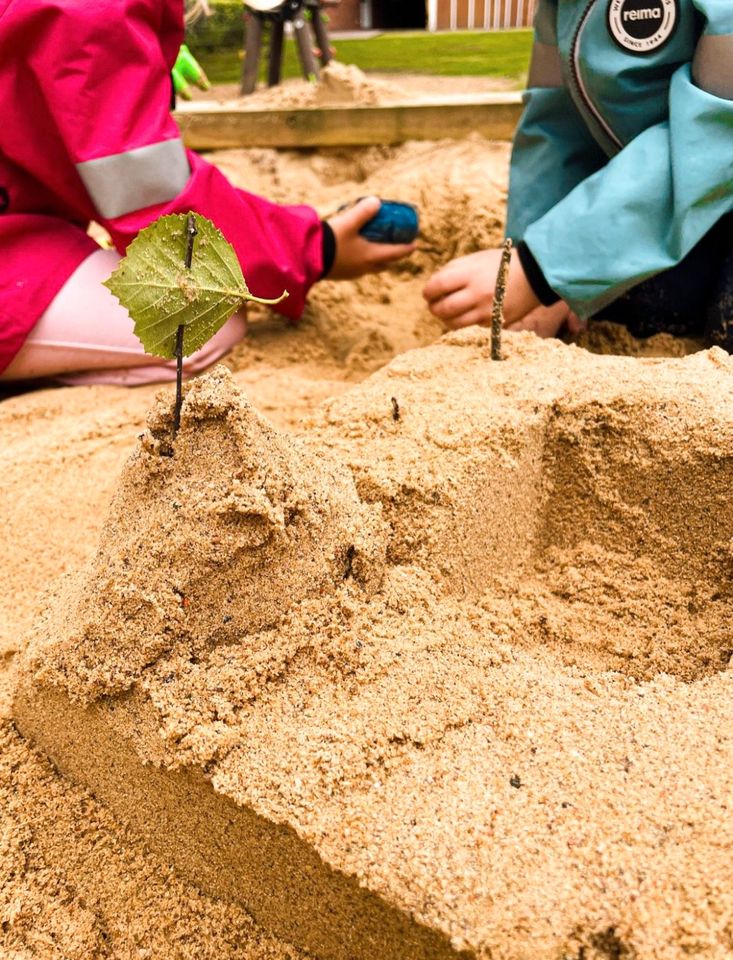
423, 0, 733, 345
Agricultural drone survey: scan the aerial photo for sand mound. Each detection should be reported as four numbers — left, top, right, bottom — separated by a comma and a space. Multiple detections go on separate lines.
27, 368, 385, 702
16, 332, 733, 960
232, 61, 408, 110
4, 142, 733, 960
576, 319, 704, 358
211, 135, 508, 382
313, 61, 405, 107
191, 74, 520, 108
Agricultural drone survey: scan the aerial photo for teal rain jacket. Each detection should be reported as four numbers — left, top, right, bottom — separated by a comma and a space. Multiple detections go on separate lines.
506, 0, 733, 319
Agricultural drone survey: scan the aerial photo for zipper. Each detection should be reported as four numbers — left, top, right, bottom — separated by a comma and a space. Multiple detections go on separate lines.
569, 0, 623, 152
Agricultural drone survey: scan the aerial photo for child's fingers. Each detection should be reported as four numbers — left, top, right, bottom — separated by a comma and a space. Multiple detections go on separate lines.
364, 241, 416, 270
422, 267, 465, 304
565, 310, 587, 336
335, 196, 382, 232
427, 288, 480, 323
443, 308, 485, 331
506, 301, 569, 337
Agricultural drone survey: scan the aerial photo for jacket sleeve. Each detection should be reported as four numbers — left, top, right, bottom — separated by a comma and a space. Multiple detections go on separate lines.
31, 0, 324, 321
521, 0, 733, 319
505, 0, 608, 243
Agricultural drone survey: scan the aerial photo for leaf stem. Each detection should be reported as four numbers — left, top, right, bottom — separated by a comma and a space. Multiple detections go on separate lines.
172, 214, 198, 441
173, 324, 185, 438
248, 290, 290, 306
491, 238, 512, 362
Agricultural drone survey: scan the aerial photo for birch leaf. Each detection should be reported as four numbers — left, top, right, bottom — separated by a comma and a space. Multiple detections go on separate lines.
103, 213, 288, 359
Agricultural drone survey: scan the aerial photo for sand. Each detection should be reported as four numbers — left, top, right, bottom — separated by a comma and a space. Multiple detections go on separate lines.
4, 139, 733, 959
236, 61, 409, 109
0, 137, 507, 960
191, 63, 521, 109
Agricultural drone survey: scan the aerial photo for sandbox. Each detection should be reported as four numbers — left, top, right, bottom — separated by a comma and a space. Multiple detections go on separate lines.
175, 94, 522, 149
0, 137, 733, 960
15, 331, 733, 960
175, 63, 522, 148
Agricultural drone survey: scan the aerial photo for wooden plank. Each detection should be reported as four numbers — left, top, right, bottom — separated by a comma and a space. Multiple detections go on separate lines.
174, 95, 523, 150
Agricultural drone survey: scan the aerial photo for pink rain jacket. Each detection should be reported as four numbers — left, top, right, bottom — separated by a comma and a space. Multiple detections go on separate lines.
0, 0, 325, 373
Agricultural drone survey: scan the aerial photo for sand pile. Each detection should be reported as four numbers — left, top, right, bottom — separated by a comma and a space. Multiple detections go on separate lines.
228, 61, 408, 110
313, 62, 405, 106
212, 135, 508, 379
203, 64, 521, 110
192, 72, 519, 109
26, 369, 385, 701
0, 139, 508, 960
16, 331, 733, 960
3, 141, 730, 960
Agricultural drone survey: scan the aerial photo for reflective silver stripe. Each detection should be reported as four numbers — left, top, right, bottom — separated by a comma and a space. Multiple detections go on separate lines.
76, 139, 191, 219
528, 41, 564, 88
693, 34, 733, 100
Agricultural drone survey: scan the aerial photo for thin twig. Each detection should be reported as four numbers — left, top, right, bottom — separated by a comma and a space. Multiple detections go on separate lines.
172, 213, 198, 441
172, 324, 185, 438
491, 238, 512, 362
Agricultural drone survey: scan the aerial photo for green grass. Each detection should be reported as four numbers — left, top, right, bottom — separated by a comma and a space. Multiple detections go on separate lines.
194, 29, 532, 87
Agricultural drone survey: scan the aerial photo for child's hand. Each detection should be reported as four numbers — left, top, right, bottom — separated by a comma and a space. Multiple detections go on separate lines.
422, 248, 539, 329
326, 197, 416, 280
506, 301, 586, 338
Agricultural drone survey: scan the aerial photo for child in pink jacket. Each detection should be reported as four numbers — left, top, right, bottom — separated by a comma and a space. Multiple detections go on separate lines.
0, 0, 413, 386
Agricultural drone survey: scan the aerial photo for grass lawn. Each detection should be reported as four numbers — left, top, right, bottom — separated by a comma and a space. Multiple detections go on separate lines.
195, 29, 533, 87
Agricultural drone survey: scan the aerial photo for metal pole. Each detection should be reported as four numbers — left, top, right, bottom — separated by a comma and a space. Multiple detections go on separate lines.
267, 18, 285, 85
241, 12, 264, 95
359, 0, 372, 29
293, 11, 319, 81
309, 3, 333, 66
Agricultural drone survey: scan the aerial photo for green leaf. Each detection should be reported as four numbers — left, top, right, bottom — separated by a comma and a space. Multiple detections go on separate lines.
103, 213, 288, 359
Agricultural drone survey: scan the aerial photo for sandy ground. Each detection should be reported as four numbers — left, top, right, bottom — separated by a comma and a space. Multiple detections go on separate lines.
0, 137, 507, 960
1, 137, 716, 960
190, 66, 520, 107
191, 61, 521, 109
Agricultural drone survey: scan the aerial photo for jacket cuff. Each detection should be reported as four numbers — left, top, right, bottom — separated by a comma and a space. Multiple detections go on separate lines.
517, 240, 560, 307
320, 221, 336, 279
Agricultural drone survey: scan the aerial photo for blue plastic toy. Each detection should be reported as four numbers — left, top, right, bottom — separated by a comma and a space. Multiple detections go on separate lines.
359, 201, 420, 244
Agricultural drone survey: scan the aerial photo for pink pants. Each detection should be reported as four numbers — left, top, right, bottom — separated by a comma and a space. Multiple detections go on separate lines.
1, 249, 247, 386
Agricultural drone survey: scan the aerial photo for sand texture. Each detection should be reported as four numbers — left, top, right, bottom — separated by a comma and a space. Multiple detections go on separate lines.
0, 138, 505, 960
4, 140, 733, 959
238, 62, 408, 109
16, 333, 733, 960
192, 63, 520, 110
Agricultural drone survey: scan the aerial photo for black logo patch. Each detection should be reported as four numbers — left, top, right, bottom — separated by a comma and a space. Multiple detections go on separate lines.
0, 187, 8, 214
607, 0, 678, 53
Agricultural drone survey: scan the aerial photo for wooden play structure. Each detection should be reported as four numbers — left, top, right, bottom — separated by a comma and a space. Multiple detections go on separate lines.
241, 0, 340, 95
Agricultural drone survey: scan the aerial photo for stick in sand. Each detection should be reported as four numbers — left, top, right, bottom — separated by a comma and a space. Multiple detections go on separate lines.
491, 238, 512, 362
172, 213, 198, 441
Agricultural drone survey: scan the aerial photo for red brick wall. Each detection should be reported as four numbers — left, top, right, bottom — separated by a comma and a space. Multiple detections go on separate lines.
321, 0, 361, 30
